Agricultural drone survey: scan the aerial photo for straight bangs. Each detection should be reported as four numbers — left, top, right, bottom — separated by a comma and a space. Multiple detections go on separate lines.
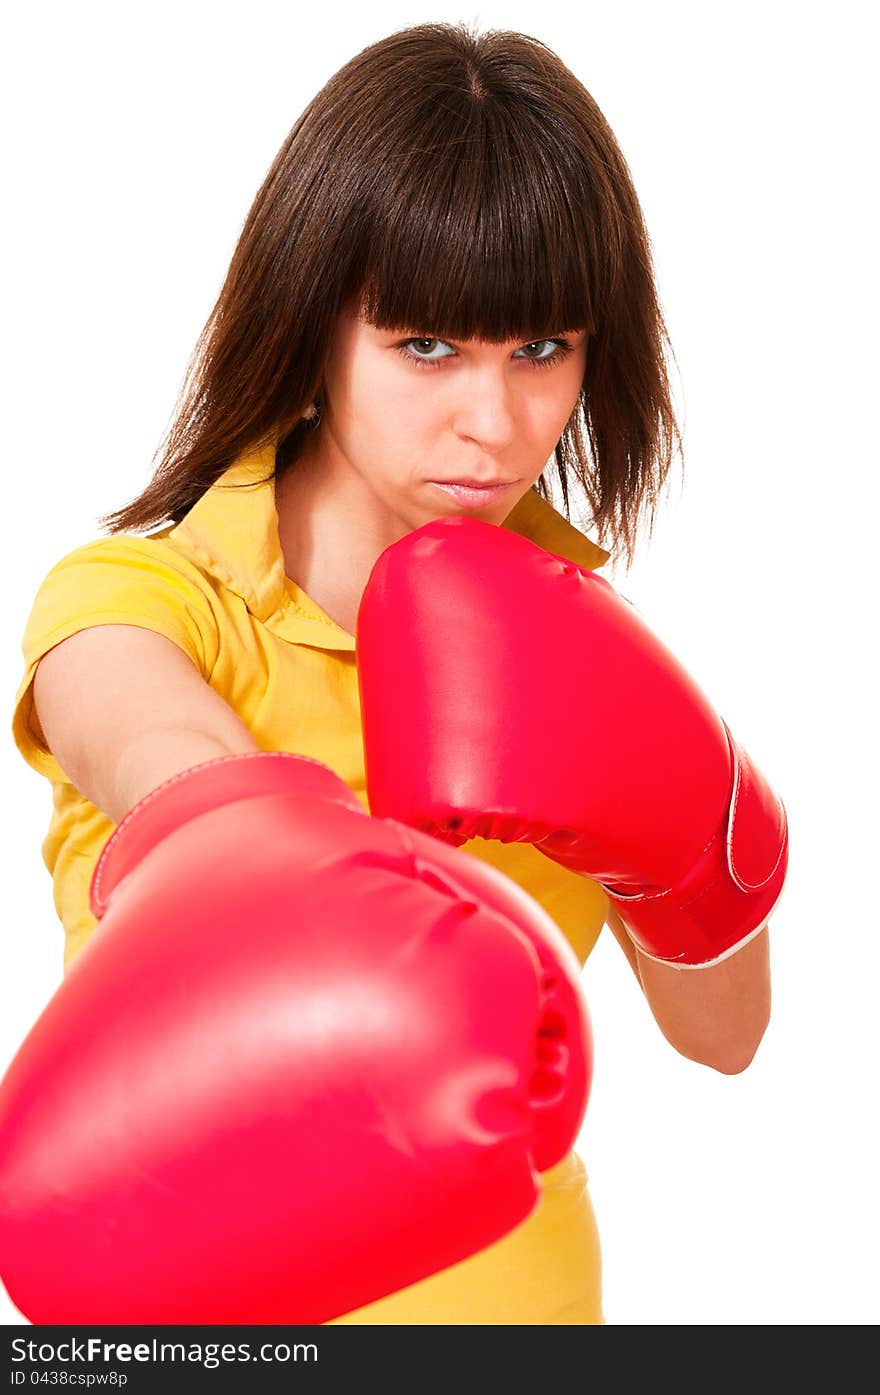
356, 102, 605, 346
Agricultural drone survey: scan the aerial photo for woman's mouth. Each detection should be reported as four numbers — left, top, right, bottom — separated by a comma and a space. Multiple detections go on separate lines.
429, 480, 517, 508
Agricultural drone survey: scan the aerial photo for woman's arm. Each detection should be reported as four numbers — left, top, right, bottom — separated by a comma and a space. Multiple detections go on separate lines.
33, 623, 260, 823
604, 903, 771, 1075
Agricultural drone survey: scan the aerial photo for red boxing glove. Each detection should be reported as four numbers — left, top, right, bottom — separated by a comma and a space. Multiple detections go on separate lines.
357, 518, 789, 968
0, 751, 591, 1324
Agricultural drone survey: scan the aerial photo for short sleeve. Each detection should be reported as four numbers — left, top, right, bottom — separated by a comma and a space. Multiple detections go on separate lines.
11, 534, 221, 781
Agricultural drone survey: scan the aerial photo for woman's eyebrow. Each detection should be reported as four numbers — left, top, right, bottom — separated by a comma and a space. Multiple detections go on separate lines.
393, 326, 583, 343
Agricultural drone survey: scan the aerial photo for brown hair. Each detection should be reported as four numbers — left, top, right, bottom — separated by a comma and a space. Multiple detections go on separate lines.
98, 21, 683, 570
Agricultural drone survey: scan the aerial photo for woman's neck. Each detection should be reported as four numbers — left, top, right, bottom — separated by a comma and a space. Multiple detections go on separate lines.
274, 435, 409, 639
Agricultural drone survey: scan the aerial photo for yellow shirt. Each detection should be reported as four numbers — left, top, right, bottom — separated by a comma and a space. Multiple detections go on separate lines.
11, 439, 614, 1324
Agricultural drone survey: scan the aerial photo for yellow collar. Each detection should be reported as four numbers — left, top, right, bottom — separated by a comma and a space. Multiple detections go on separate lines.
164, 439, 611, 652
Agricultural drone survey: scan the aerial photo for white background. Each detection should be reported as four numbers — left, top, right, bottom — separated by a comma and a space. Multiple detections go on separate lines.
2, 1, 877, 1326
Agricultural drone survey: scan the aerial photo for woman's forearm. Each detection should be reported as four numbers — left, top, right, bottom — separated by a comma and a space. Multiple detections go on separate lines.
606, 904, 771, 1074
110, 725, 260, 825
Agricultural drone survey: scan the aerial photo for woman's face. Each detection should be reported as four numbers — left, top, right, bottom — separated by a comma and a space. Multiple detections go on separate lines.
313, 304, 590, 531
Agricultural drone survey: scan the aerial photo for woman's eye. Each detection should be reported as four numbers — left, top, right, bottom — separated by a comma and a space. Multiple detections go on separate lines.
515, 339, 574, 369
395, 336, 574, 371
399, 338, 453, 364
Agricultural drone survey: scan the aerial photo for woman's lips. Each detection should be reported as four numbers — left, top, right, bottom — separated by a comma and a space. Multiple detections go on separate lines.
429, 480, 516, 508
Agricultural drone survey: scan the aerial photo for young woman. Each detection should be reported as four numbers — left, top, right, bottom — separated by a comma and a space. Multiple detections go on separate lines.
5, 22, 786, 1324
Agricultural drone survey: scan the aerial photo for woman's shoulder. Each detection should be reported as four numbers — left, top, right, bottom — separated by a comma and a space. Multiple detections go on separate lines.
21, 528, 226, 640
17, 529, 223, 705
35, 526, 215, 589
13, 529, 224, 784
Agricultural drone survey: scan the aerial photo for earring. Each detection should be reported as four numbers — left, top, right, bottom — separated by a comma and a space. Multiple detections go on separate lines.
301, 396, 322, 429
